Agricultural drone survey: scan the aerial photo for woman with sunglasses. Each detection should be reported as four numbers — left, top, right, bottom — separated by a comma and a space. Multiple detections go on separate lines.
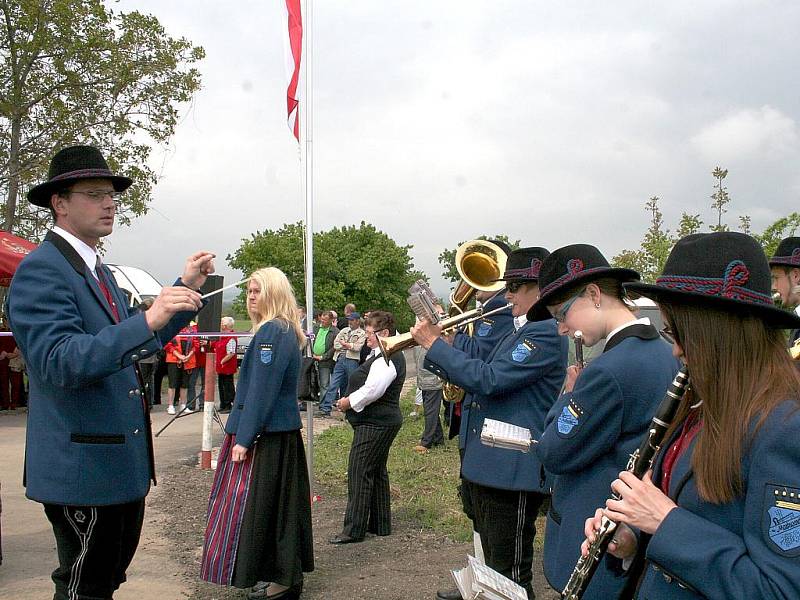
580, 232, 800, 599
527, 244, 680, 599
329, 310, 406, 545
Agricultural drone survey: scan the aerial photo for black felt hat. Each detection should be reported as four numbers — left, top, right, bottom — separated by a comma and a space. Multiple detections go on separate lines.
769, 237, 800, 269
528, 244, 640, 321
494, 247, 550, 282
27, 145, 132, 208
625, 232, 800, 329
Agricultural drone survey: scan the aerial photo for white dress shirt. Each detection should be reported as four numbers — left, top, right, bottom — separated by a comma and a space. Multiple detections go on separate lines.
349, 348, 398, 412
52, 226, 101, 280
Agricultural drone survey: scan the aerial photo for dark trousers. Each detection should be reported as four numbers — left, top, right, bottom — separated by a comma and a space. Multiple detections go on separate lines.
464, 480, 546, 599
420, 388, 444, 448
43, 499, 145, 600
189, 365, 205, 407
218, 373, 235, 409
342, 423, 401, 540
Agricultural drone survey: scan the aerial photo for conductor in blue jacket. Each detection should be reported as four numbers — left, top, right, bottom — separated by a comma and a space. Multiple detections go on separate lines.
411, 247, 568, 598
7, 145, 214, 600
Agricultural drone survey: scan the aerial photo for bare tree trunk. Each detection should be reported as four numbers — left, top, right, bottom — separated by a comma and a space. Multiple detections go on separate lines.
4, 115, 21, 233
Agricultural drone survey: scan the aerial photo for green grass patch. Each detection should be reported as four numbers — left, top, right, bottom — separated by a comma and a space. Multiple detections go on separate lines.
314, 387, 473, 542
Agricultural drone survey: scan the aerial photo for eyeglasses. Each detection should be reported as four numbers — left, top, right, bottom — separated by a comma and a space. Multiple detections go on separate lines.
505, 281, 525, 294
65, 189, 124, 202
659, 324, 675, 344
552, 289, 585, 323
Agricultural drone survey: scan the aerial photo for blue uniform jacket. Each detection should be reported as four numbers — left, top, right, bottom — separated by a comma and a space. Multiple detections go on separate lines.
536, 326, 679, 598
224, 319, 302, 448
633, 400, 800, 600
7, 232, 197, 506
425, 319, 567, 492
452, 293, 515, 361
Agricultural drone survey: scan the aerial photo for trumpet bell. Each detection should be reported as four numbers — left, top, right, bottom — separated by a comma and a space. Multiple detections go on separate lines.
455, 240, 508, 293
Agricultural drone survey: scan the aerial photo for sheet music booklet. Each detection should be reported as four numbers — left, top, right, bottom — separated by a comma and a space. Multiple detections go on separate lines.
480, 418, 534, 453
451, 555, 528, 600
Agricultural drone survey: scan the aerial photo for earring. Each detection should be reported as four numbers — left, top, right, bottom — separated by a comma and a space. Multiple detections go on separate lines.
595, 303, 600, 309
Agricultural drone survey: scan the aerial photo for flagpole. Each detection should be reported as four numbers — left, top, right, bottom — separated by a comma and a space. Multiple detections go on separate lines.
301, 0, 315, 497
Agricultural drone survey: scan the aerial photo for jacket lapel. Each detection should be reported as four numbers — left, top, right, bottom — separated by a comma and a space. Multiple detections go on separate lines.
45, 230, 119, 323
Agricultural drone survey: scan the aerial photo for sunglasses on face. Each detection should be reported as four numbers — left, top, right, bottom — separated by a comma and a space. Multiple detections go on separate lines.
659, 324, 675, 344
505, 281, 525, 294
552, 289, 585, 323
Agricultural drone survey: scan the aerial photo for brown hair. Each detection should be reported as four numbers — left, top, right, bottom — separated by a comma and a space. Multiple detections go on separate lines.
366, 310, 395, 333
547, 277, 634, 310
661, 302, 800, 503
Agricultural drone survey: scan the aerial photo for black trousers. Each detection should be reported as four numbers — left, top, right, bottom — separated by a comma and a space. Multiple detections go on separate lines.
342, 423, 401, 540
463, 480, 546, 599
218, 373, 235, 409
420, 388, 445, 448
43, 499, 145, 600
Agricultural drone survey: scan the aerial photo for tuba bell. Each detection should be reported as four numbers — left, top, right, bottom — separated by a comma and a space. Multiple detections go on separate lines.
442, 240, 509, 402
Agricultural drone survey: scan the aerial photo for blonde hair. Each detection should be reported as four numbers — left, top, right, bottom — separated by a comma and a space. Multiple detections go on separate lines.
248, 267, 306, 347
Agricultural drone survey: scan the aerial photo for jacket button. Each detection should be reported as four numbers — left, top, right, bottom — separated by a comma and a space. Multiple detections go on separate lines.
652, 565, 661, 573
133, 429, 140, 434
677, 582, 687, 589
663, 573, 672, 583
131, 354, 139, 361
128, 390, 135, 396
472, 428, 477, 434
140, 349, 148, 354
476, 404, 481, 410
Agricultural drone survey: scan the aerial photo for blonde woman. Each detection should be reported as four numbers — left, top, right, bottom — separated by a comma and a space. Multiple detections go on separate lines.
201, 268, 313, 599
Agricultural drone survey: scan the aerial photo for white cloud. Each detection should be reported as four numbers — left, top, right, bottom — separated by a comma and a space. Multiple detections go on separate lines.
691, 106, 800, 163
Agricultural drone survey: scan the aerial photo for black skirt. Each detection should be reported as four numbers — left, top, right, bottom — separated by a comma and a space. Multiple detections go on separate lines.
231, 430, 315, 588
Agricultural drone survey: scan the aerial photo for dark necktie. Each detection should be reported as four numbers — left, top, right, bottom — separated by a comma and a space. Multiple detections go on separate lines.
95, 256, 120, 322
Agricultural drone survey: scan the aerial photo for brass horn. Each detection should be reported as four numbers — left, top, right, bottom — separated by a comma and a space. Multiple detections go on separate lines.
449, 239, 509, 315
376, 303, 513, 365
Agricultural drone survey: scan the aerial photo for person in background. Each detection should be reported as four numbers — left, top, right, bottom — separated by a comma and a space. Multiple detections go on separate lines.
337, 302, 356, 329
312, 310, 338, 405
413, 334, 444, 453
0, 319, 13, 410
164, 325, 199, 414
582, 232, 800, 599
319, 312, 366, 417
201, 267, 313, 599
330, 310, 405, 545
215, 316, 238, 412
769, 236, 800, 346
135, 298, 160, 407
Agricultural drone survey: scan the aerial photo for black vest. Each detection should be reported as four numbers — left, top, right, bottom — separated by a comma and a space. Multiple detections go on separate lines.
345, 352, 406, 427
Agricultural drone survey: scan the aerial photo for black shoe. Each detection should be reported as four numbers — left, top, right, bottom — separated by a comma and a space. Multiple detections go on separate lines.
219, 406, 232, 413
435, 589, 464, 600
329, 533, 363, 544
248, 581, 303, 600
315, 410, 331, 418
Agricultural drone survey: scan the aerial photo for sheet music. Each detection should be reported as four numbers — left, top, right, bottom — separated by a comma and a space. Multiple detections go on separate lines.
451, 555, 528, 600
480, 418, 534, 453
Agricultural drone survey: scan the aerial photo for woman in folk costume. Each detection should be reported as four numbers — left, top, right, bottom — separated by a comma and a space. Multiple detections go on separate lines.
201, 267, 313, 599
527, 244, 680, 598
581, 232, 800, 599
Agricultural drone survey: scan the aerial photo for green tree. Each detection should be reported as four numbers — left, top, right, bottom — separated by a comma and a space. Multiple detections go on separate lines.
676, 212, 703, 238
0, 0, 204, 239
754, 213, 800, 258
612, 197, 672, 283
228, 222, 425, 332
438, 234, 521, 283
710, 166, 731, 232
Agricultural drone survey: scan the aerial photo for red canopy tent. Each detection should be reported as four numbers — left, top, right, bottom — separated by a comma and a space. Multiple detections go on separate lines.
0, 231, 37, 287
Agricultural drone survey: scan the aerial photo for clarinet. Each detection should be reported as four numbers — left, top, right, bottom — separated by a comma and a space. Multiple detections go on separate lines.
561, 366, 690, 599
574, 330, 586, 369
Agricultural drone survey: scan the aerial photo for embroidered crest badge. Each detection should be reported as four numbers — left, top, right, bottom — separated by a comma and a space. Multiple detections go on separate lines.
477, 320, 493, 337
260, 343, 273, 365
557, 400, 584, 436
511, 340, 535, 362
764, 484, 800, 556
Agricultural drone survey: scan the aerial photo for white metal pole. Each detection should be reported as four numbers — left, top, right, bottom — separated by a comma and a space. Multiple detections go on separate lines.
301, 0, 315, 497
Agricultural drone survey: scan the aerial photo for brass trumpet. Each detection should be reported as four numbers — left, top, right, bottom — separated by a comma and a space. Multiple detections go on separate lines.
376, 303, 513, 365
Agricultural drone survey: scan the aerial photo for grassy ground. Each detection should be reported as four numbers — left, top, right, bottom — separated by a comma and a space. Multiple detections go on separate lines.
314, 388, 474, 542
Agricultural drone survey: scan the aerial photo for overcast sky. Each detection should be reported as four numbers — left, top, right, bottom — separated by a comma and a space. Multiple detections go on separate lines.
104, 0, 800, 301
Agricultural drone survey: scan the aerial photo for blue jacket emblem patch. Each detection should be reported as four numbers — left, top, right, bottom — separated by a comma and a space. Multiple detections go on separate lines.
768, 506, 800, 551
477, 321, 492, 337
557, 405, 580, 435
260, 344, 273, 365
511, 342, 532, 362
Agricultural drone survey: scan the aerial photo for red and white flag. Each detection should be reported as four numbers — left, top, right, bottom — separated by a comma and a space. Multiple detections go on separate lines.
284, 0, 303, 141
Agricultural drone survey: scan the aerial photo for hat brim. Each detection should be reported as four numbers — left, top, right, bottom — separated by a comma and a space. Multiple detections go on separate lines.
491, 275, 539, 283
28, 175, 133, 208
769, 258, 800, 270
527, 267, 640, 321
623, 281, 800, 329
